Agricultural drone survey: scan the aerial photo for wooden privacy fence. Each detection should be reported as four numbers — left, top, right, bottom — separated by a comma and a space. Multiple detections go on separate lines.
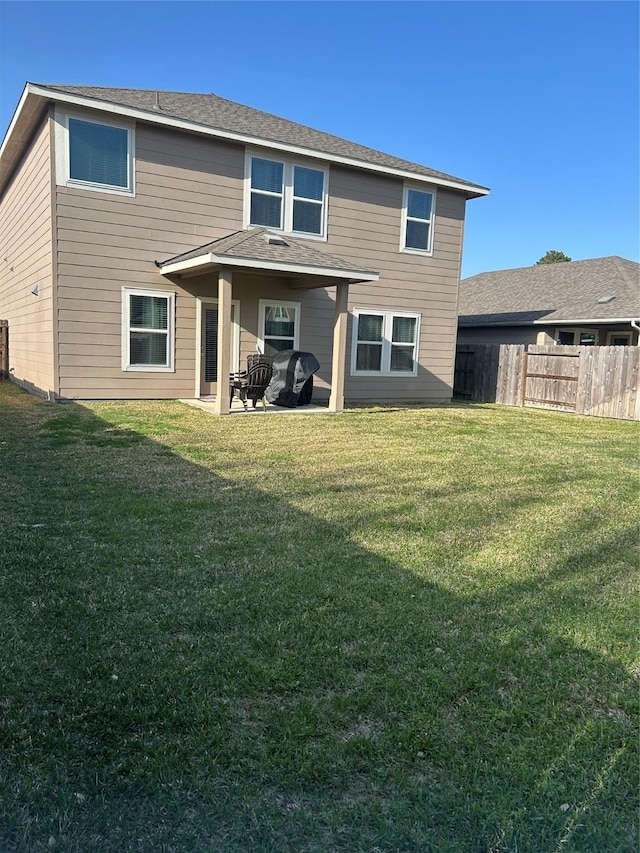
454, 343, 639, 421
0, 321, 7, 380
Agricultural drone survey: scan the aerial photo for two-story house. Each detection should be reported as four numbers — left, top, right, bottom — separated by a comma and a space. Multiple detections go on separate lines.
0, 83, 488, 412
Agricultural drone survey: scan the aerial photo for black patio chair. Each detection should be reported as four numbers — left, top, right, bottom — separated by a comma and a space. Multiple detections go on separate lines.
229, 354, 274, 411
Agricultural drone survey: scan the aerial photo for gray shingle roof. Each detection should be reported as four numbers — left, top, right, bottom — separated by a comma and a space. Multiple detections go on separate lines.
35, 83, 488, 194
158, 227, 378, 276
458, 256, 640, 326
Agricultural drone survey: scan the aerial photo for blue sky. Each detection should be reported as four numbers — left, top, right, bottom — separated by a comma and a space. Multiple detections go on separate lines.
0, 0, 638, 277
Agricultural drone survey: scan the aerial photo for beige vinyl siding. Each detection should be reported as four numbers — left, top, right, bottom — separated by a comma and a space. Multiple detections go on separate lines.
324, 167, 465, 400
54, 112, 467, 401
0, 114, 54, 396
55, 121, 244, 398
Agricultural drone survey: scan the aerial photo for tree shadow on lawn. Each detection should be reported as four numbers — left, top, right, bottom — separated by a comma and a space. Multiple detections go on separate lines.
0, 393, 636, 853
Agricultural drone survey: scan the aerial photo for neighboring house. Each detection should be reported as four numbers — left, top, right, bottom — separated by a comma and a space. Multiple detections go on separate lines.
0, 83, 488, 412
458, 256, 640, 347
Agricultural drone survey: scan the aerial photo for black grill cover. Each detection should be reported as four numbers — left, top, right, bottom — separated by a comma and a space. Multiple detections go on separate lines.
265, 350, 320, 408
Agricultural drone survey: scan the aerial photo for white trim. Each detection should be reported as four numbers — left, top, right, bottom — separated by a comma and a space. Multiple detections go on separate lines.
350, 308, 421, 377
17, 84, 489, 196
244, 150, 329, 240
534, 317, 639, 325
195, 297, 240, 395
121, 287, 175, 371
159, 251, 378, 281
401, 184, 435, 256
258, 299, 301, 355
56, 107, 135, 196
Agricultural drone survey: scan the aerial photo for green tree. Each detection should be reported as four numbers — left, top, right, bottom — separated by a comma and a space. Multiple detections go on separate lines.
535, 249, 572, 265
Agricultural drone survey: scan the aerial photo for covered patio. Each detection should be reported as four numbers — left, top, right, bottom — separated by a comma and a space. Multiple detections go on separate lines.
156, 228, 379, 414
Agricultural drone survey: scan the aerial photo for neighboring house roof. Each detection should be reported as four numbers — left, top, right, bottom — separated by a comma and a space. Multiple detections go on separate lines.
458, 256, 640, 326
157, 227, 379, 284
0, 82, 490, 198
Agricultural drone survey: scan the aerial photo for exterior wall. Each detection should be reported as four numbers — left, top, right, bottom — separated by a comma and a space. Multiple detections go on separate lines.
53, 107, 468, 401
55, 119, 244, 398
0, 113, 55, 396
457, 324, 638, 347
457, 326, 539, 346
326, 168, 465, 400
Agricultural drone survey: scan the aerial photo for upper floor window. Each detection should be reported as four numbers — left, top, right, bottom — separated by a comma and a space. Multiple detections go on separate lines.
57, 112, 135, 195
401, 186, 435, 254
351, 309, 420, 376
246, 153, 327, 238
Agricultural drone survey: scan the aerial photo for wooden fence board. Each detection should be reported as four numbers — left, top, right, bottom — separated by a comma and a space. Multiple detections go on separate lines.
455, 342, 639, 420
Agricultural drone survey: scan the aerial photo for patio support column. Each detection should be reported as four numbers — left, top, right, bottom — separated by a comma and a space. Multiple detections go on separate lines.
328, 281, 349, 413
213, 267, 233, 415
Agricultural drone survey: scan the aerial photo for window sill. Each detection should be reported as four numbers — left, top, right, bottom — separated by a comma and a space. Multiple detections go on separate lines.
248, 224, 327, 242
400, 246, 433, 257
66, 179, 134, 197
351, 370, 418, 378
122, 365, 174, 373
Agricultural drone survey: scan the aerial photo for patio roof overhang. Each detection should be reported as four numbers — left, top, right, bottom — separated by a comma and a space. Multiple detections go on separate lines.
155, 227, 379, 289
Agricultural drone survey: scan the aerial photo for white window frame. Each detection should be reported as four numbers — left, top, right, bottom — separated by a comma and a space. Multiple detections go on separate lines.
244, 150, 328, 240
56, 109, 135, 196
606, 330, 632, 346
351, 308, 421, 377
258, 299, 301, 355
122, 288, 175, 372
555, 327, 599, 346
401, 184, 436, 256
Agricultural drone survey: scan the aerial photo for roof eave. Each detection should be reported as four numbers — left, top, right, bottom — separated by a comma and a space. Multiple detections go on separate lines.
158, 252, 380, 284
2, 84, 489, 198
460, 316, 640, 327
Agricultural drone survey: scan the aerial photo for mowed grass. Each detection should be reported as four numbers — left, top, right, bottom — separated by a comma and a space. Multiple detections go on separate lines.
0, 381, 637, 853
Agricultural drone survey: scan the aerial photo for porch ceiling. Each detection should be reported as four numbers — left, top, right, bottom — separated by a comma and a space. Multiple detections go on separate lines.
155, 227, 379, 289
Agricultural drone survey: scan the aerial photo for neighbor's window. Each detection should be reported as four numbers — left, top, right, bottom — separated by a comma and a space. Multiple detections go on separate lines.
402, 186, 434, 253
67, 116, 133, 193
352, 310, 420, 375
557, 328, 598, 346
259, 300, 300, 355
122, 289, 175, 371
247, 153, 327, 237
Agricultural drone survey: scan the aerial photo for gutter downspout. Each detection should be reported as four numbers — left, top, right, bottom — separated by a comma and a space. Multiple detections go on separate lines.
631, 319, 640, 344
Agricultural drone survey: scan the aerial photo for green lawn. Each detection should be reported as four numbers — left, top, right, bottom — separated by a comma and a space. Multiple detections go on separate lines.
0, 382, 637, 852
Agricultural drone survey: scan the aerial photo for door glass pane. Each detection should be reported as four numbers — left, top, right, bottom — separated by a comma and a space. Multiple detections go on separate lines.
392, 316, 416, 343
405, 220, 429, 250
293, 199, 322, 234
250, 193, 282, 228
357, 314, 383, 342
390, 344, 414, 372
69, 118, 128, 188
356, 343, 382, 371
204, 308, 218, 381
251, 157, 283, 193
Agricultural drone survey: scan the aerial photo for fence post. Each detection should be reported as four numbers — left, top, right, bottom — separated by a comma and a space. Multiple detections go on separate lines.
0, 321, 8, 380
